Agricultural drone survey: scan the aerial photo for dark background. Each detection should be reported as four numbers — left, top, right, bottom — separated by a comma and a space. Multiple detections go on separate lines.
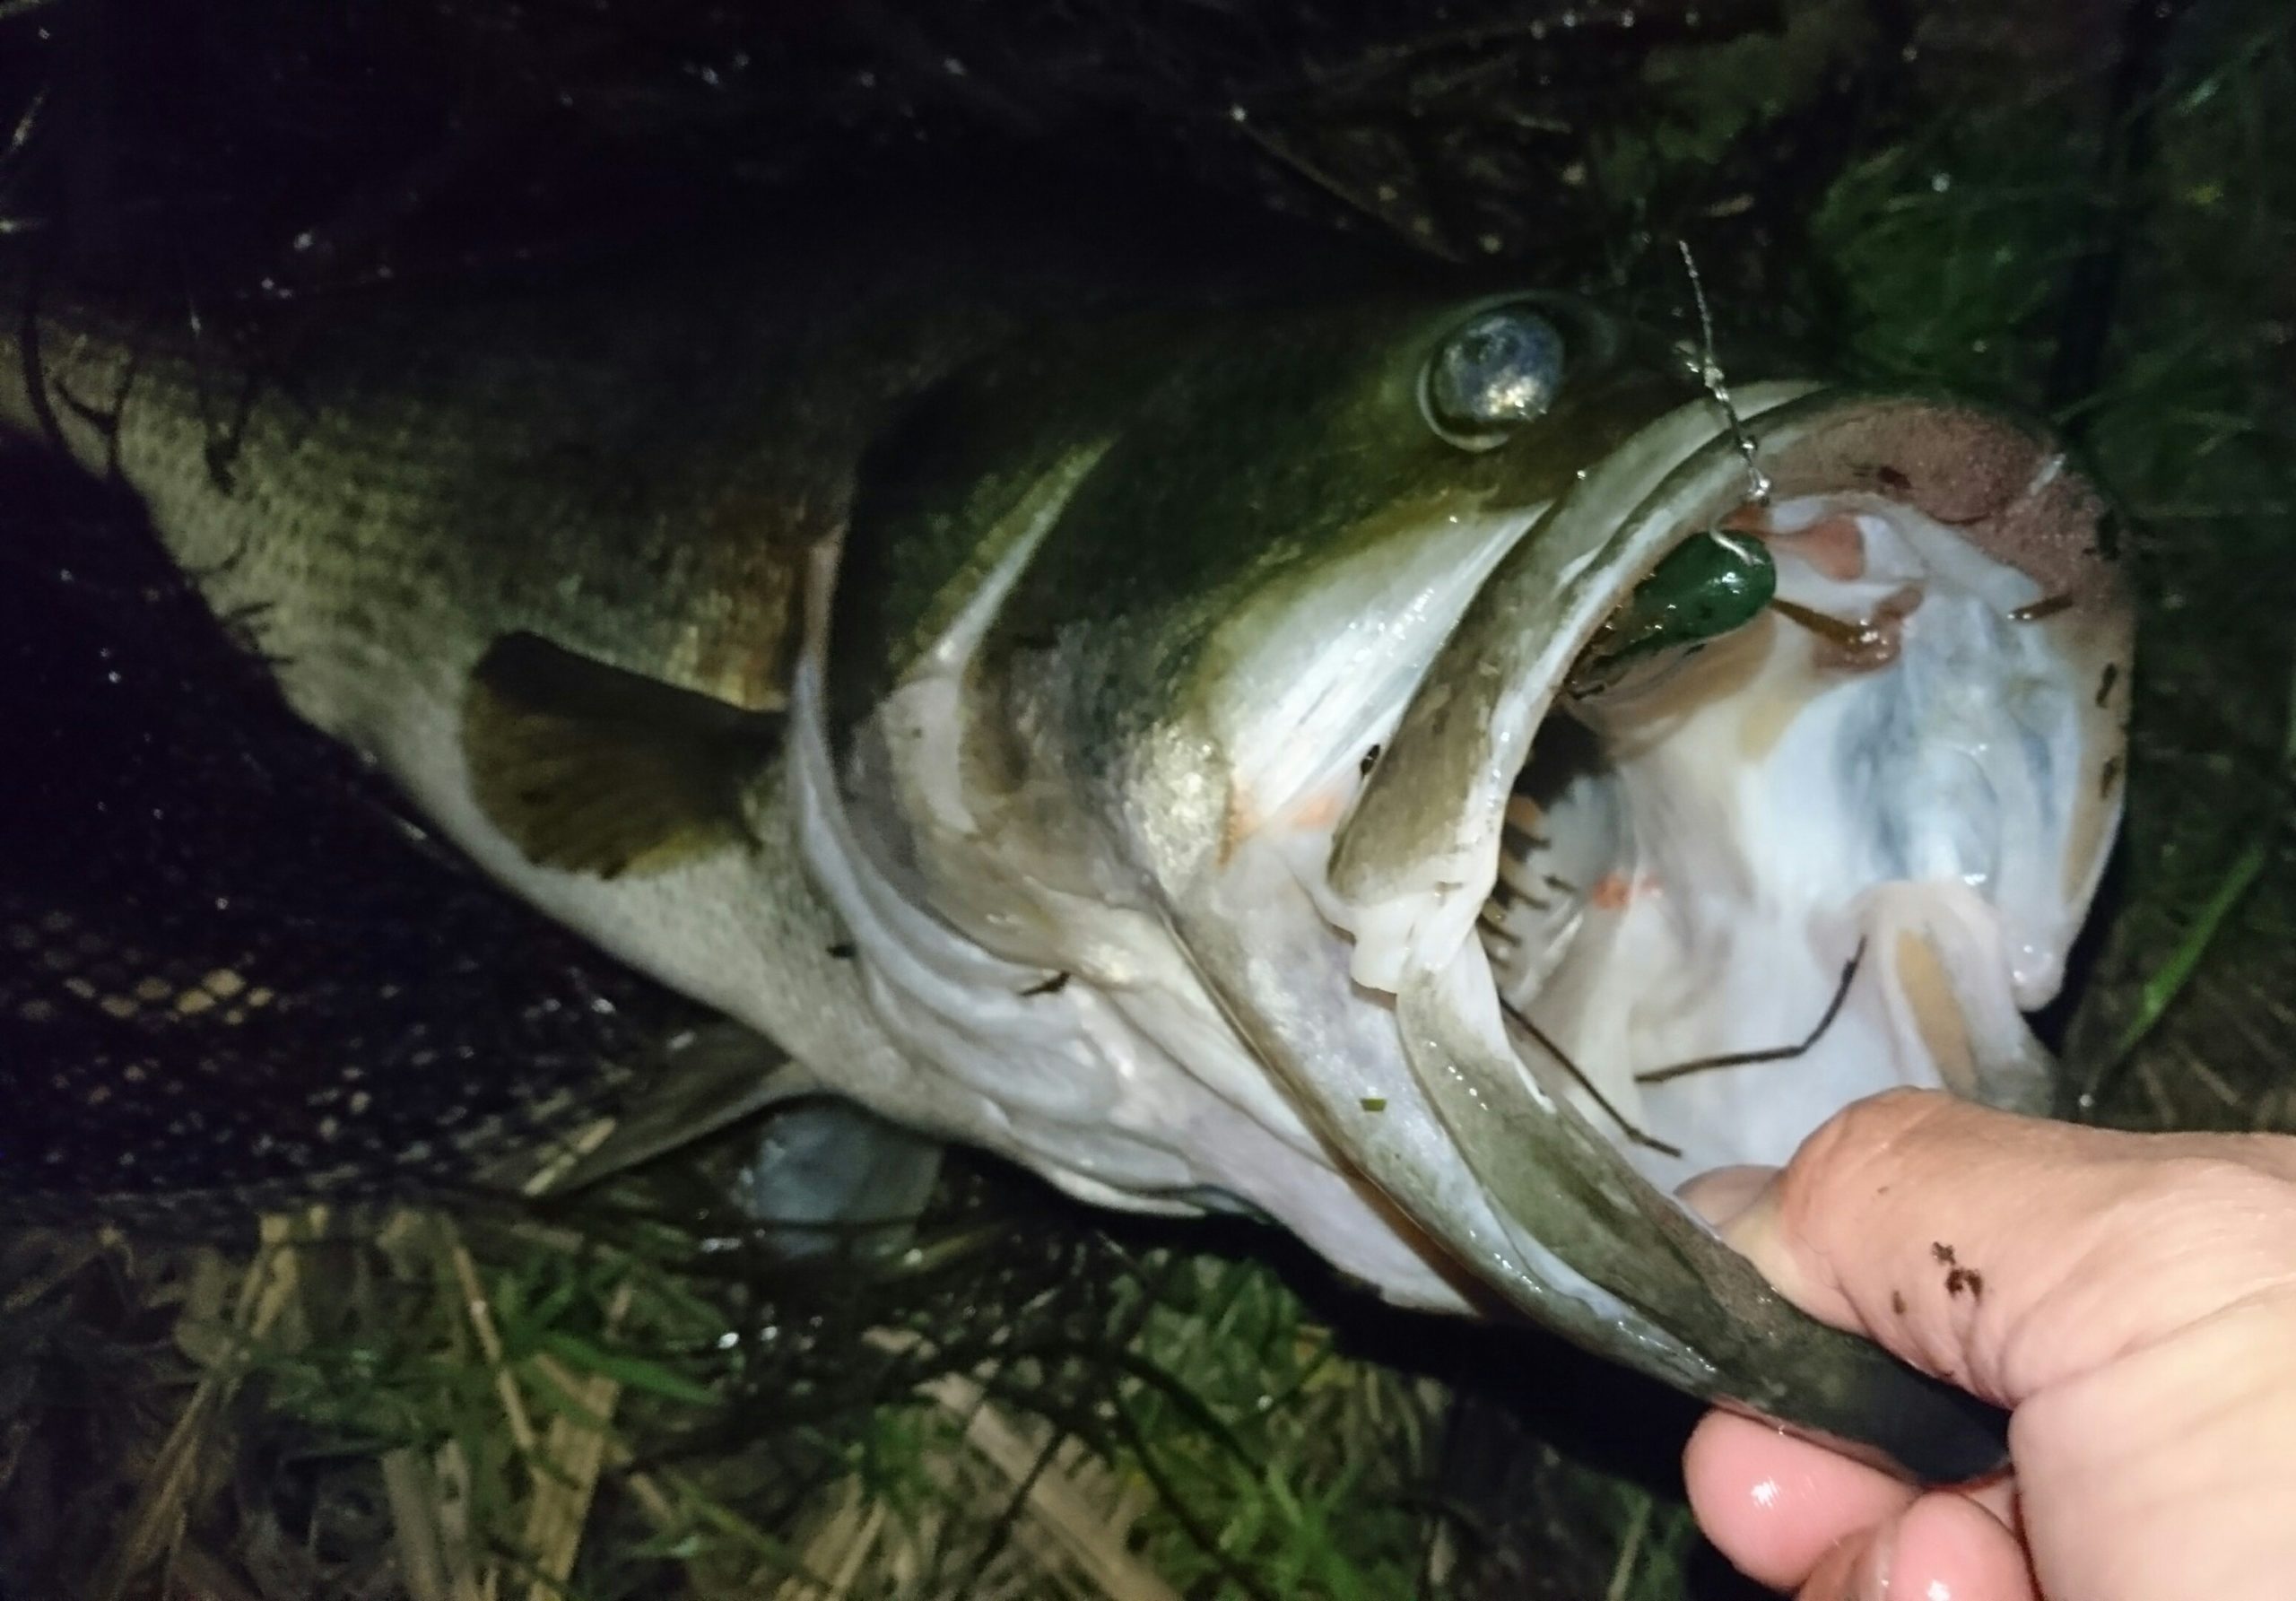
0, 2, 2289, 1597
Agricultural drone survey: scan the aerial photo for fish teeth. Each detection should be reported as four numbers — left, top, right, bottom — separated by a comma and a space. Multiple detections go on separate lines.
1496, 848, 1552, 907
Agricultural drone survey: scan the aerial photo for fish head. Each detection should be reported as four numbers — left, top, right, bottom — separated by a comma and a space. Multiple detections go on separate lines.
810, 289, 2130, 1479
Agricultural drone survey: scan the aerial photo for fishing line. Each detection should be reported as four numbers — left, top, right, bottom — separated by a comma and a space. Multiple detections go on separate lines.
1498, 996, 1683, 1161
1675, 239, 1770, 507
1491, 941, 1865, 1159
1634, 939, 1867, 1086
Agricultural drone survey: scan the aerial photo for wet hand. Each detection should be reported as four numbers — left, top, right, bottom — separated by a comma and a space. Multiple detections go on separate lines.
1680, 1088, 2296, 1600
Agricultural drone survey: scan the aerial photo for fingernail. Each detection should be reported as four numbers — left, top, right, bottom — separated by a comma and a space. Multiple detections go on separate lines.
1813, 1520, 1900, 1601
1799, 1530, 1874, 1601
1675, 1163, 1779, 1231
1851, 1515, 1899, 1601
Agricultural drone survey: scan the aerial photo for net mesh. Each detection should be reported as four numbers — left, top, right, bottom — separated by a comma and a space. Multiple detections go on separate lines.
0, 449, 695, 1217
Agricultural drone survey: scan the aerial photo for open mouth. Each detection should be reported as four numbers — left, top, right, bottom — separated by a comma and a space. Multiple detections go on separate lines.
1332, 390, 2130, 1190
792, 374, 2126, 1472
1483, 483, 2121, 1180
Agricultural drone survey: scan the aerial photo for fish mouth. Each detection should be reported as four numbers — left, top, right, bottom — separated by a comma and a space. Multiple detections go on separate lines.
1474, 476, 2124, 1179
1333, 387, 2128, 1188
1215, 387, 2129, 1471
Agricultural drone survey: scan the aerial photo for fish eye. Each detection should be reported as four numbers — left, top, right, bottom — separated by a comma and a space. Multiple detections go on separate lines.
1421, 302, 1567, 450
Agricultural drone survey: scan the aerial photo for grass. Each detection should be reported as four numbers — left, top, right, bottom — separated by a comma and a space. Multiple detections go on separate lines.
1, 1177, 1455, 1599
3, 1, 2293, 1597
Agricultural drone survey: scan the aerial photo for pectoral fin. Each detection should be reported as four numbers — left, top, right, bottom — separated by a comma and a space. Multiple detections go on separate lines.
463, 631, 784, 878
497, 1022, 944, 1266
500, 1021, 822, 1196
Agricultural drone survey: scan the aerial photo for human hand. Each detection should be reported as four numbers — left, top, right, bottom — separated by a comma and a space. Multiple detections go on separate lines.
1680, 1088, 2296, 1600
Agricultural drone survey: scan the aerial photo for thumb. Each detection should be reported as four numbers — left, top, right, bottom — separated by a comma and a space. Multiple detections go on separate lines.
1699, 1089, 2296, 1408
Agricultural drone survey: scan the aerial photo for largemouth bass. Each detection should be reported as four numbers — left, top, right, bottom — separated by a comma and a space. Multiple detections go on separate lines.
0, 198, 2129, 1479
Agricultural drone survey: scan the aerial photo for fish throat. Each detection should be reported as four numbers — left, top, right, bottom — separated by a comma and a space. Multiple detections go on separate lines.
1478, 485, 2109, 1181
1329, 392, 2126, 1198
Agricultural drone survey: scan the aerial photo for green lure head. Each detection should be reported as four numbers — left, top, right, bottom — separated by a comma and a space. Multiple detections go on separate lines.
1570, 528, 1778, 693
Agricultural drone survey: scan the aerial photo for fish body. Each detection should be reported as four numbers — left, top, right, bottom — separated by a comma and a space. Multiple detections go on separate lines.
0, 195, 2131, 1477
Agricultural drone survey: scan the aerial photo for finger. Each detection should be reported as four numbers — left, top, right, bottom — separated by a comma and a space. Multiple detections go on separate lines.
1793, 1494, 2037, 1601
1877, 1492, 2037, 1601
1683, 1409, 1915, 1590
2008, 1285, 2296, 1601
1794, 1533, 1876, 1601
1676, 1162, 1776, 1229
1714, 1089, 2296, 1405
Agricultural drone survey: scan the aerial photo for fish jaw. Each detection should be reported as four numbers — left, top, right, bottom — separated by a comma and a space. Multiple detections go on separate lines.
1183, 388, 2126, 1475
